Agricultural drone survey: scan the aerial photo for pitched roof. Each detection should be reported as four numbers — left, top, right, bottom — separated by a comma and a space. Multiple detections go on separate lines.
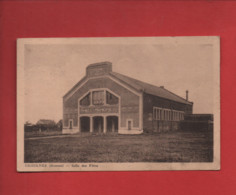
110, 72, 192, 105
36, 119, 56, 125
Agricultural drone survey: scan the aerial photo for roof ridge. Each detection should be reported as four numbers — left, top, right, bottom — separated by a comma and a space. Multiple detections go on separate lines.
109, 72, 143, 92
110, 71, 192, 105
111, 71, 158, 89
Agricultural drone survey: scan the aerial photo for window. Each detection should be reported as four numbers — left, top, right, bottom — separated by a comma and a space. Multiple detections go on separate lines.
80, 93, 90, 106
171, 110, 184, 121
106, 91, 118, 105
153, 107, 161, 120
180, 112, 184, 120
153, 107, 185, 121
92, 91, 104, 105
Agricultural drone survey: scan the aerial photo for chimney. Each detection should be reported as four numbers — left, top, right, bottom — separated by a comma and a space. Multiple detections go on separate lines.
186, 90, 189, 101
86, 61, 112, 77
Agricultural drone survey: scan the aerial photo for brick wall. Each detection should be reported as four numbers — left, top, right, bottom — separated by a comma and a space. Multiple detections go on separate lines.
143, 93, 193, 132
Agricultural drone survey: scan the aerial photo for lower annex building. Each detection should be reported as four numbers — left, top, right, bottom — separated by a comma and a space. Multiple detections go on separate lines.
63, 62, 193, 134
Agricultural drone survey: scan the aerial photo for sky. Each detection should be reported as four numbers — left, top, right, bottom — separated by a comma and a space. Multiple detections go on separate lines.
24, 38, 216, 123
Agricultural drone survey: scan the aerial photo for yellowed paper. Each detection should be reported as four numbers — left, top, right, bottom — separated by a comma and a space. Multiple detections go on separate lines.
17, 37, 220, 172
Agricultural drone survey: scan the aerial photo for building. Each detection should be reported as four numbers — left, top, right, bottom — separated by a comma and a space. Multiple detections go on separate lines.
36, 119, 56, 131
63, 62, 193, 134
180, 114, 213, 131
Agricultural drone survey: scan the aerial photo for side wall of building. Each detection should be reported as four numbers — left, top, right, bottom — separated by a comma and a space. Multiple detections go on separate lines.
143, 93, 193, 132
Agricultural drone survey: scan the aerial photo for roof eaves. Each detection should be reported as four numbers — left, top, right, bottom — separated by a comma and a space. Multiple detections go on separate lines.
143, 91, 192, 105
160, 87, 193, 105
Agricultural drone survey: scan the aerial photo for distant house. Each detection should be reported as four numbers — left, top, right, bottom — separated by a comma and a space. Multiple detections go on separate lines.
36, 119, 56, 131
63, 62, 193, 134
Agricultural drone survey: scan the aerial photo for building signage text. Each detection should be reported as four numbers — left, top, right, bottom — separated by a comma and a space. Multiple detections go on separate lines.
80, 106, 119, 114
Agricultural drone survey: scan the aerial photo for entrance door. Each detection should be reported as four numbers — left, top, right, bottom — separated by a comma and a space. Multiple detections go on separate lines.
128, 120, 132, 130
107, 116, 118, 132
80, 117, 90, 132
93, 116, 103, 133
69, 120, 73, 129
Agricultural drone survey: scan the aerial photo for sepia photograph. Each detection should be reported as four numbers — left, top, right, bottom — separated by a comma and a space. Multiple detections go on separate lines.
17, 37, 220, 171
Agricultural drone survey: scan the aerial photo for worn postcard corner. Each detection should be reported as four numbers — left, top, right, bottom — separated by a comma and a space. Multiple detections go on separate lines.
17, 36, 220, 172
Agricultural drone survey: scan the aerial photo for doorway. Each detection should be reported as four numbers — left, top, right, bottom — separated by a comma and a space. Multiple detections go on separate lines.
128, 120, 132, 130
80, 117, 90, 132
69, 120, 73, 129
107, 116, 118, 132
93, 116, 103, 133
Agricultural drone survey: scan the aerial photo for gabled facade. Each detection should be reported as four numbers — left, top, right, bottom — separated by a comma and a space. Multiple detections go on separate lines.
63, 62, 193, 134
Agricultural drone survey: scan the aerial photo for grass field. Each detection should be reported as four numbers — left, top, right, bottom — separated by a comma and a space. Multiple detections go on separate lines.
24, 129, 213, 163
24, 130, 63, 138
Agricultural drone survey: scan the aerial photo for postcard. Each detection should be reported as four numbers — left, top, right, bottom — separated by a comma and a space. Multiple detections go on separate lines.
17, 36, 220, 171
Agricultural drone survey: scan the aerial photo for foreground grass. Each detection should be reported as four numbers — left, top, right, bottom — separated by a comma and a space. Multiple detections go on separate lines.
24, 130, 213, 163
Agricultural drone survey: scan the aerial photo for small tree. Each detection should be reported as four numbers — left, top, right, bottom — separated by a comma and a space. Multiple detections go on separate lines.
36, 119, 56, 131
24, 121, 34, 132
57, 120, 63, 131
